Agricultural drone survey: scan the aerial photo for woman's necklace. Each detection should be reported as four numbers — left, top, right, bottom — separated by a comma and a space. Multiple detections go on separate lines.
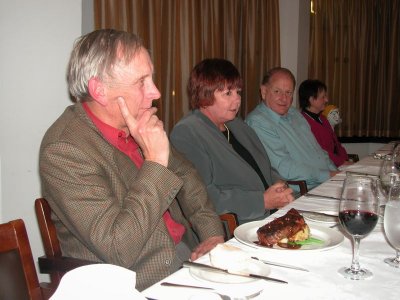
223, 124, 230, 143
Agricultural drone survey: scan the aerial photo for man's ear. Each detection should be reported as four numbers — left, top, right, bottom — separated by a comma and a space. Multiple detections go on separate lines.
88, 77, 107, 106
260, 85, 267, 100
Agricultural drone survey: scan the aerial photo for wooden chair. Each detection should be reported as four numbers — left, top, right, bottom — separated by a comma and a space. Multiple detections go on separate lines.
35, 198, 96, 289
347, 153, 360, 163
219, 213, 239, 240
286, 180, 308, 196
0, 219, 54, 300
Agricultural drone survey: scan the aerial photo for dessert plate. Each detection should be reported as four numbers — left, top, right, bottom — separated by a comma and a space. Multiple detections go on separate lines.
189, 260, 270, 284
234, 221, 344, 251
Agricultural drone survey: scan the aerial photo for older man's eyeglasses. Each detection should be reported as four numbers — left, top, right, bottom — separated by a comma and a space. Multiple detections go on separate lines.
269, 87, 293, 98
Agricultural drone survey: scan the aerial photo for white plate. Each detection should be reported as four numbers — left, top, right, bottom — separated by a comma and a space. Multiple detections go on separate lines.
189, 260, 270, 284
234, 221, 344, 251
301, 211, 338, 224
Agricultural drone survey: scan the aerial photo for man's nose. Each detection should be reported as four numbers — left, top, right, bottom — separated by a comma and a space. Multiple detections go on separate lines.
148, 82, 161, 100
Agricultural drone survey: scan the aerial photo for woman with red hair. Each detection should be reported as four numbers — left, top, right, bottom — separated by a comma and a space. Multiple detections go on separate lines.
170, 59, 293, 224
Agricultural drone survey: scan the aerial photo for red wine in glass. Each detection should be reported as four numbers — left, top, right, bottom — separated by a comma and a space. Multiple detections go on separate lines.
339, 210, 378, 236
338, 175, 379, 280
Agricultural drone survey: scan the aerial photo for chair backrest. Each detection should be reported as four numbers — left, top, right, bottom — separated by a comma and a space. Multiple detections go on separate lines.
35, 198, 64, 286
35, 198, 97, 288
0, 219, 43, 300
35, 198, 62, 258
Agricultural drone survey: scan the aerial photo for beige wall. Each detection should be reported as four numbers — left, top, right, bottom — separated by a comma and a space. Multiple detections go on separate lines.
279, 0, 310, 106
0, 0, 82, 280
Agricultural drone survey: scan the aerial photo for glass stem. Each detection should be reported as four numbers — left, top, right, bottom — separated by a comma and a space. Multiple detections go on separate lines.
395, 249, 400, 263
350, 236, 361, 272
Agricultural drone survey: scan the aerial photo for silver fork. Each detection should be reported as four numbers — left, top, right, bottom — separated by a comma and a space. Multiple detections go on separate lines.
211, 289, 262, 300
231, 289, 263, 300
160, 282, 262, 300
219, 290, 263, 300
215, 293, 231, 300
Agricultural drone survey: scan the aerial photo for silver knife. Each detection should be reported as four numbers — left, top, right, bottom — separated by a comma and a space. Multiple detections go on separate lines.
296, 209, 338, 218
305, 193, 341, 200
183, 261, 288, 284
251, 257, 309, 272
346, 171, 379, 177
161, 282, 213, 290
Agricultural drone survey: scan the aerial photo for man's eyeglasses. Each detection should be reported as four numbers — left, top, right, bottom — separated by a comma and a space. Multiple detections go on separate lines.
269, 87, 293, 98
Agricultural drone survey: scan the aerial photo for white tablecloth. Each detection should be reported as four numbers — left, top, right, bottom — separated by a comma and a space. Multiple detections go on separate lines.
143, 151, 400, 300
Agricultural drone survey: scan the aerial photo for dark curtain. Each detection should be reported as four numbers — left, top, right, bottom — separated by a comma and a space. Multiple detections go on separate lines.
309, 0, 400, 137
94, 0, 281, 132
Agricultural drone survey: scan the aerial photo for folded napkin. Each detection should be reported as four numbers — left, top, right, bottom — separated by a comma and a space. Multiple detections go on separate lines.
209, 243, 253, 272
50, 264, 146, 300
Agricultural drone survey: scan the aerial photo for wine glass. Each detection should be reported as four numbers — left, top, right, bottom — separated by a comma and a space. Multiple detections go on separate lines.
389, 140, 400, 152
394, 144, 400, 163
338, 175, 379, 280
379, 155, 400, 196
383, 180, 400, 268
378, 147, 400, 221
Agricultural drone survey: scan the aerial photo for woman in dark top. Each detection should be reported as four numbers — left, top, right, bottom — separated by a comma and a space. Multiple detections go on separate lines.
299, 79, 350, 167
170, 59, 293, 224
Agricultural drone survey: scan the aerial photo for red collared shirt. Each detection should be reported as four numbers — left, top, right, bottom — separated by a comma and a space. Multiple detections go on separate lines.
83, 103, 185, 244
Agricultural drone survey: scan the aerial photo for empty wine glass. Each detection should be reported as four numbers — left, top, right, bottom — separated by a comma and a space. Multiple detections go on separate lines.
394, 144, 400, 163
379, 155, 400, 196
376, 178, 389, 224
383, 181, 400, 268
378, 151, 400, 222
389, 141, 400, 152
338, 175, 379, 280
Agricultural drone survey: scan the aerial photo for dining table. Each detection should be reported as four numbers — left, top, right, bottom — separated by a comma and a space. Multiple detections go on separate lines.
142, 144, 400, 300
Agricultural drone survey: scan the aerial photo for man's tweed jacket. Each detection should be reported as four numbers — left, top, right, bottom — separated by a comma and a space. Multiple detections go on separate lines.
39, 103, 224, 291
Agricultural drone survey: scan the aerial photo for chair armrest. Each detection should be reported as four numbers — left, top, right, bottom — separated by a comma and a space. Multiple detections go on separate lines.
219, 213, 239, 240
347, 153, 359, 162
38, 255, 97, 274
286, 180, 308, 196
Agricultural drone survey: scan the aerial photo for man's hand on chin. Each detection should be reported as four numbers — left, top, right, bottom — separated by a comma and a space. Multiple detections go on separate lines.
190, 235, 225, 261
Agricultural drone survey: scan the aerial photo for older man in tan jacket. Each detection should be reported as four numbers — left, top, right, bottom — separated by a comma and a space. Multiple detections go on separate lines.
39, 29, 224, 291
